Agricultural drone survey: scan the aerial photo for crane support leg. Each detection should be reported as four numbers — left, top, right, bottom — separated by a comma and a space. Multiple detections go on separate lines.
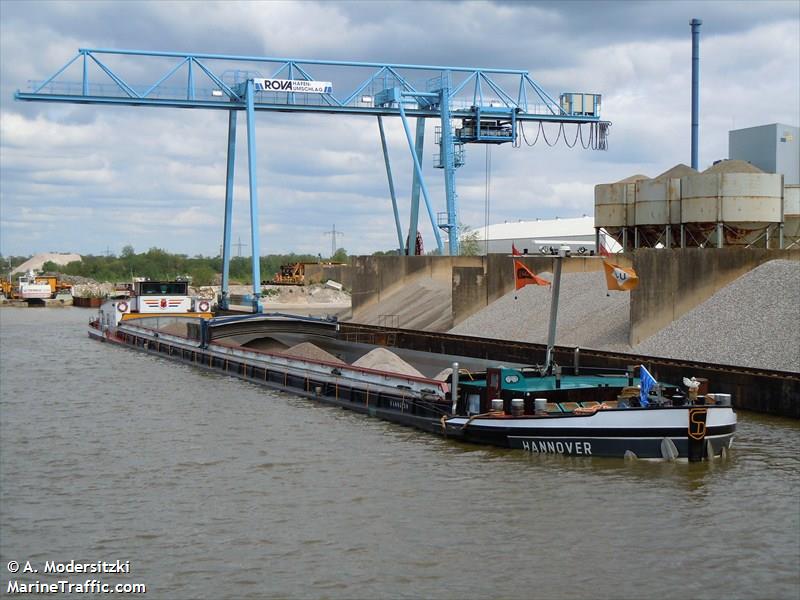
407, 118, 425, 254
439, 88, 459, 255
220, 109, 237, 310
377, 116, 404, 253
397, 105, 444, 255
245, 80, 262, 312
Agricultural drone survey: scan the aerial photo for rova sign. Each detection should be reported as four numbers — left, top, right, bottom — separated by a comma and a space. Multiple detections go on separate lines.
253, 78, 332, 94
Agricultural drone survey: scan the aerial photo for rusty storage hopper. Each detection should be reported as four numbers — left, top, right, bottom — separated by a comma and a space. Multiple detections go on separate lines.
681, 161, 783, 246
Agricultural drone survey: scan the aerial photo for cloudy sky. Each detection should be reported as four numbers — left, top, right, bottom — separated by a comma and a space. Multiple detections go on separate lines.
1, 0, 798, 257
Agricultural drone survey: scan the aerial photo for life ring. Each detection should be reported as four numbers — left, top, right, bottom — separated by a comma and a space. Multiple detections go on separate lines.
117, 301, 129, 312
198, 300, 210, 312
578, 246, 587, 255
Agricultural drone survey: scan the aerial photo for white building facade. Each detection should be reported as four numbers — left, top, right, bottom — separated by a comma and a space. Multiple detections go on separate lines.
470, 216, 614, 255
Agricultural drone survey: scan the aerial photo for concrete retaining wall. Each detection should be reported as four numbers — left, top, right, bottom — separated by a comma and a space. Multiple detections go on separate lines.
350, 255, 482, 316
453, 254, 604, 326
350, 254, 604, 327
303, 264, 353, 289
630, 248, 800, 345
351, 249, 800, 344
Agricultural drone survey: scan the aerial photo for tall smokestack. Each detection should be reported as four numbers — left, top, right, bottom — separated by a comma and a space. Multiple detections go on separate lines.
691, 18, 702, 170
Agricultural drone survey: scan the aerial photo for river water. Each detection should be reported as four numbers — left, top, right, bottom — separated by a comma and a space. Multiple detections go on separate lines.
1, 307, 798, 599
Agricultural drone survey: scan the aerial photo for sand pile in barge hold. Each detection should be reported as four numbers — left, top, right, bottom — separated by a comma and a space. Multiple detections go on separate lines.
352, 347, 424, 378
283, 342, 345, 364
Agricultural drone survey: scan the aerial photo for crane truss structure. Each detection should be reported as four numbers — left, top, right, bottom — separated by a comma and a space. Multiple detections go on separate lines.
15, 48, 610, 311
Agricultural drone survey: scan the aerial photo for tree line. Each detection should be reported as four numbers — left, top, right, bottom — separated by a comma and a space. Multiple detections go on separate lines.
1, 246, 349, 286
0, 227, 480, 285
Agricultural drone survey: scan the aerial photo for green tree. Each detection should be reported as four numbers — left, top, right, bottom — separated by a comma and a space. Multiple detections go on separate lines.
188, 264, 216, 286
458, 223, 481, 256
331, 248, 348, 263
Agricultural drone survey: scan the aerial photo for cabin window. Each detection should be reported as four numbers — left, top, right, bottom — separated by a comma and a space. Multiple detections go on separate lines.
139, 282, 188, 296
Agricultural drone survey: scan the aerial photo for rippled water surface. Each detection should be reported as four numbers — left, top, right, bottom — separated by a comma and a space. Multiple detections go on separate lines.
1, 307, 799, 599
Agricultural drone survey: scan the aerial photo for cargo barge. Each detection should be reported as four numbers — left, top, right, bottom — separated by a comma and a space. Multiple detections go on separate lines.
88, 281, 736, 461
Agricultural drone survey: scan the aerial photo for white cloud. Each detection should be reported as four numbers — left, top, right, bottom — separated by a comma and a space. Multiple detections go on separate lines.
0, 1, 797, 256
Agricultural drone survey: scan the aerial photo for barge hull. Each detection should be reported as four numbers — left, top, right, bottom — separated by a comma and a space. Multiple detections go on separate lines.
89, 325, 456, 439
89, 324, 735, 460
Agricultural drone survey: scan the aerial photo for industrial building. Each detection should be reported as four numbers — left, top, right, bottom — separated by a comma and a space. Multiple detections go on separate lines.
729, 123, 799, 184
470, 215, 605, 255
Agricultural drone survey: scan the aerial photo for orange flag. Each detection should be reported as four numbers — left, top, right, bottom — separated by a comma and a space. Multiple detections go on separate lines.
603, 260, 639, 291
511, 243, 522, 256
514, 260, 550, 290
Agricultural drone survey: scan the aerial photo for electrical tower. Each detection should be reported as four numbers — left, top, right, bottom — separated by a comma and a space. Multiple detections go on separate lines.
324, 225, 344, 259
233, 236, 247, 257
15, 48, 610, 311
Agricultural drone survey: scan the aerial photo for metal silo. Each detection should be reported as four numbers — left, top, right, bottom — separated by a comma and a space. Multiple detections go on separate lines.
635, 164, 697, 247
783, 184, 800, 248
681, 161, 783, 247
595, 175, 646, 250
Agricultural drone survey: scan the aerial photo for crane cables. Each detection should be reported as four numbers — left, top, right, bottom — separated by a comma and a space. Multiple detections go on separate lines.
484, 145, 492, 255
514, 121, 608, 150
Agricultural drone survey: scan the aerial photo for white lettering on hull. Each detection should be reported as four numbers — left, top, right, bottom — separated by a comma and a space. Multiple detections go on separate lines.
520, 439, 592, 455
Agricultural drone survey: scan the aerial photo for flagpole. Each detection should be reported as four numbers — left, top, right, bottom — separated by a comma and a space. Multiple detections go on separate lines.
544, 249, 566, 374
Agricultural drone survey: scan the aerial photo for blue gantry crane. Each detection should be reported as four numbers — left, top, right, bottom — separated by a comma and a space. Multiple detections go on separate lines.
15, 48, 610, 310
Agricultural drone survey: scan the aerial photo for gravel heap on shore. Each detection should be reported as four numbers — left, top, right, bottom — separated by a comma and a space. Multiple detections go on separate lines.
449, 270, 631, 352
230, 284, 350, 305
633, 260, 800, 373
450, 259, 799, 373
71, 282, 117, 297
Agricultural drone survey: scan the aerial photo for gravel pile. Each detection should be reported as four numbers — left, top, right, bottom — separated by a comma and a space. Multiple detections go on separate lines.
10, 253, 82, 275
653, 163, 697, 180
703, 159, 763, 174
450, 270, 631, 351
352, 347, 424, 377
283, 342, 344, 364
72, 282, 117, 297
449, 259, 799, 373
260, 284, 350, 304
634, 260, 800, 372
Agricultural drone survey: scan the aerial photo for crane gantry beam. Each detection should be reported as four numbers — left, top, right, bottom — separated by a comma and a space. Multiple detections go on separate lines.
15, 48, 610, 312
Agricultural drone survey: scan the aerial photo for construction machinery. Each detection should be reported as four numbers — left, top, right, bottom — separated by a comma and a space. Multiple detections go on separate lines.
34, 275, 74, 296
270, 263, 305, 285
0, 273, 73, 300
